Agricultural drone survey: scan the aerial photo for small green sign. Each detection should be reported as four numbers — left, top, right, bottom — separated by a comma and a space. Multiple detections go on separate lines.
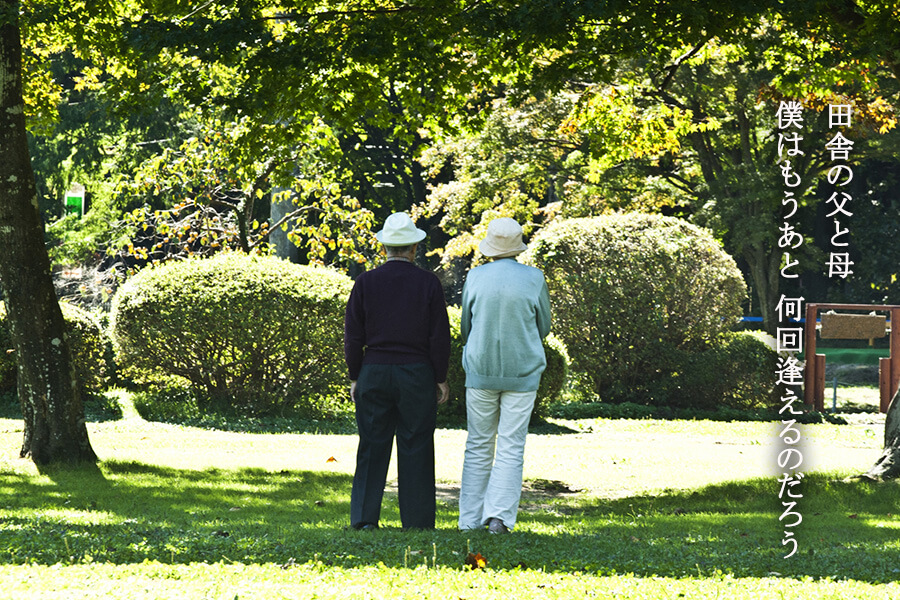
64, 190, 84, 217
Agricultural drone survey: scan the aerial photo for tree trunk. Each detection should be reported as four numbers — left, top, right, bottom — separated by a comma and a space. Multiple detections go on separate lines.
742, 242, 779, 335
863, 386, 900, 480
0, 3, 97, 466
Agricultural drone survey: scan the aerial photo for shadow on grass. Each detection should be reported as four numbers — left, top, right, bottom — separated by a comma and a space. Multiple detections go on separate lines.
549, 401, 849, 425
1, 463, 899, 582
115, 406, 564, 435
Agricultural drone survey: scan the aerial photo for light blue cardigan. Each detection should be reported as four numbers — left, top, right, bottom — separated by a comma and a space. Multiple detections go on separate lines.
460, 258, 552, 391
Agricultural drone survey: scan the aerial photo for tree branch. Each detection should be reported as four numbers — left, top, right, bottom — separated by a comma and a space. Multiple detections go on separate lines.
268, 6, 427, 23
248, 205, 320, 251
656, 36, 712, 93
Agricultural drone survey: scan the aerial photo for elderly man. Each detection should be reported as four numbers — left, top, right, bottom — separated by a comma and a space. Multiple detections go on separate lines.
344, 212, 451, 530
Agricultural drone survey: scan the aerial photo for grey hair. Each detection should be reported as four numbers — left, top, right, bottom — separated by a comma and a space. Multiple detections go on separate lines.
385, 244, 416, 256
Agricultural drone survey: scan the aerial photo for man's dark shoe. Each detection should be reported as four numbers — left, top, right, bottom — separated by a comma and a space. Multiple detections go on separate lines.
355, 523, 378, 531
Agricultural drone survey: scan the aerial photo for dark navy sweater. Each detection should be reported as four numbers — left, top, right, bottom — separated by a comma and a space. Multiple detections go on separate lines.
344, 260, 451, 383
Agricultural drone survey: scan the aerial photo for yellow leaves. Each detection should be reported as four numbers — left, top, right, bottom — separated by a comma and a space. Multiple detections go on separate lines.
797, 91, 897, 135
73, 66, 104, 92
566, 85, 711, 180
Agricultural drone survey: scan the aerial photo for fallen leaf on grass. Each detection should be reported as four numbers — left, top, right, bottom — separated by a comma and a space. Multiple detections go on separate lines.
465, 552, 487, 570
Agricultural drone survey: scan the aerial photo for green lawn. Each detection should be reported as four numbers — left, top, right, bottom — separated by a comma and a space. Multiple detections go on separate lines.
813, 348, 890, 366
1, 397, 899, 598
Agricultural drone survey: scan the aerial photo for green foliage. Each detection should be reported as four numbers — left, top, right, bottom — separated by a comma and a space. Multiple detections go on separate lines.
130, 381, 203, 423
567, 84, 715, 180
522, 213, 747, 405
0, 301, 113, 397
419, 94, 592, 264
110, 252, 353, 417
58, 301, 116, 396
129, 381, 358, 433
443, 305, 568, 424
654, 331, 778, 410
109, 121, 380, 269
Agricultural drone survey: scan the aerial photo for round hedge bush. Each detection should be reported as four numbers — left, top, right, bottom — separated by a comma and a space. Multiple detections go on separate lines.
521, 213, 747, 405
655, 330, 778, 409
443, 305, 568, 423
110, 252, 353, 417
0, 301, 112, 396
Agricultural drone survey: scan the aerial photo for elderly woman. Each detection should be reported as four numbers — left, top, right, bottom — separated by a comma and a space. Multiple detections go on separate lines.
457, 217, 552, 534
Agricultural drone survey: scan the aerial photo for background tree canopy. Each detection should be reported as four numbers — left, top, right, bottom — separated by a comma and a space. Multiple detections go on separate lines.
5, 0, 900, 464
24, 1, 899, 308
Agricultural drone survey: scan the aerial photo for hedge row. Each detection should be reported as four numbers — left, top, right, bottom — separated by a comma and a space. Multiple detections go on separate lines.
3, 213, 779, 422
117, 254, 568, 422
0, 301, 113, 397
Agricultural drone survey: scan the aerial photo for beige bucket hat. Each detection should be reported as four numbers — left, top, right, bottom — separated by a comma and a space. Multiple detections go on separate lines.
375, 212, 427, 246
479, 217, 527, 258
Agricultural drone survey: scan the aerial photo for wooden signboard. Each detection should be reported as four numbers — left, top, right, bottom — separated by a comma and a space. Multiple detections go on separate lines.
820, 312, 886, 340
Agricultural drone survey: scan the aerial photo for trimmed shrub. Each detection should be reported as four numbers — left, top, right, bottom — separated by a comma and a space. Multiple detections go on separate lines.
656, 330, 778, 409
131, 380, 203, 422
521, 213, 747, 405
0, 301, 112, 396
110, 252, 353, 417
443, 305, 568, 423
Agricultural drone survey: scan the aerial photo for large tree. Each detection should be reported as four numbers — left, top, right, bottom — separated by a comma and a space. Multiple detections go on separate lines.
0, 0, 96, 465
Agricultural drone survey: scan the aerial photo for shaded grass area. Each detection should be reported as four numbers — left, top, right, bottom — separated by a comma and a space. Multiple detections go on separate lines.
547, 400, 849, 424
2, 460, 899, 584
2, 385, 898, 597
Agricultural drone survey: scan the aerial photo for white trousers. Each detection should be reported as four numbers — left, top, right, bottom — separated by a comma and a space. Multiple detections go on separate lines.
458, 388, 536, 530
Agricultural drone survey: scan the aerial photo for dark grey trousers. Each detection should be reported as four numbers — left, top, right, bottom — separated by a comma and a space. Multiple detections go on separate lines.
351, 362, 437, 529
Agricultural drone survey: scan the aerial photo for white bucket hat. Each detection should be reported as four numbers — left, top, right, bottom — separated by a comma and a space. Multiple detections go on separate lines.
479, 217, 527, 258
375, 212, 427, 246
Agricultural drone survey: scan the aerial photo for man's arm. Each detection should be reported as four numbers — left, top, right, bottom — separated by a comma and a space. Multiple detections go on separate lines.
428, 277, 452, 385
344, 281, 366, 382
